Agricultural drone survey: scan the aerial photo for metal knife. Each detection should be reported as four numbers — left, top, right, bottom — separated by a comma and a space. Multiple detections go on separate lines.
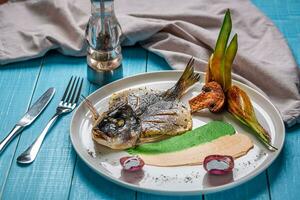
0, 87, 55, 154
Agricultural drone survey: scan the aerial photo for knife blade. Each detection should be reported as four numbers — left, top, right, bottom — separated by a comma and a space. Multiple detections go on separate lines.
0, 87, 55, 153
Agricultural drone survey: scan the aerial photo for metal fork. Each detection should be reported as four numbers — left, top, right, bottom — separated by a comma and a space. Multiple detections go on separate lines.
17, 76, 83, 164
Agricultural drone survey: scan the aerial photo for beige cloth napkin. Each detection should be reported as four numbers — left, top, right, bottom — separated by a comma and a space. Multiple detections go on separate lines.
0, 0, 299, 127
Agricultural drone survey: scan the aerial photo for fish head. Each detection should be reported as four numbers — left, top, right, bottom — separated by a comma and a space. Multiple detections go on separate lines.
92, 104, 141, 150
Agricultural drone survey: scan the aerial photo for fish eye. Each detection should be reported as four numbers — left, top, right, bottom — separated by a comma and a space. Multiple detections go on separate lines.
116, 118, 125, 127
107, 116, 125, 127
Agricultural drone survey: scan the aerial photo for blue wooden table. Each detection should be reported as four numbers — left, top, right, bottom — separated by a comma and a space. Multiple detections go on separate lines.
0, 1, 299, 199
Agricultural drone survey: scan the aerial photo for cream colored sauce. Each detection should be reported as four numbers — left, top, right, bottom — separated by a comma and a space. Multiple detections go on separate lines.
139, 134, 253, 167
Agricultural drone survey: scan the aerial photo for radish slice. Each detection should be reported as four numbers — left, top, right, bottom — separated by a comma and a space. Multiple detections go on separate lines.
120, 156, 145, 172
204, 155, 234, 175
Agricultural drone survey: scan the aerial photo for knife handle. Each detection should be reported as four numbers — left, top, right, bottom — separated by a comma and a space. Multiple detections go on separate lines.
0, 125, 23, 153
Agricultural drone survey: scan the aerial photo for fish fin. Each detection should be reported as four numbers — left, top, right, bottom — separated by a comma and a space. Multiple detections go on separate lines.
164, 57, 201, 100
81, 95, 100, 121
138, 134, 171, 144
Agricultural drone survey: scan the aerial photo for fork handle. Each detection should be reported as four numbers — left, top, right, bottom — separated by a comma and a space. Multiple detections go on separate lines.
17, 114, 60, 164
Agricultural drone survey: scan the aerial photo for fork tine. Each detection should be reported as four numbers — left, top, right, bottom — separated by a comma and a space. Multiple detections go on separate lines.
74, 78, 84, 104
70, 78, 83, 104
69, 77, 80, 103
61, 76, 73, 102
64, 76, 77, 103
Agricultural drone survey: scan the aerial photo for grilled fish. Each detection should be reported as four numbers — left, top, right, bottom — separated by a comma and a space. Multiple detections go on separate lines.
84, 58, 201, 149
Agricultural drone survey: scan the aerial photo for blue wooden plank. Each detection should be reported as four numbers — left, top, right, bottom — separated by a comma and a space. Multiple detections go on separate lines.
121, 47, 148, 77
205, 174, 269, 200
267, 125, 300, 200
0, 0, 299, 199
69, 46, 147, 200
0, 58, 42, 197
2, 52, 89, 200
146, 52, 172, 71
252, 0, 300, 64
251, 1, 300, 200
138, 193, 200, 200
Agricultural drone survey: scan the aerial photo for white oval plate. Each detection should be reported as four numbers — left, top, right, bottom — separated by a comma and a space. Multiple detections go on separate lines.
70, 71, 285, 195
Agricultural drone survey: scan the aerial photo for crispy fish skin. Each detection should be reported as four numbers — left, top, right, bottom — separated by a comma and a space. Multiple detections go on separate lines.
109, 88, 163, 116
90, 58, 200, 150
109, 88, 192, 137
140, 99, 192, 137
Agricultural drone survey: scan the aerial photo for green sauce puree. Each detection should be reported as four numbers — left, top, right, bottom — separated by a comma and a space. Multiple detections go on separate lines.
127, 121, 235, 155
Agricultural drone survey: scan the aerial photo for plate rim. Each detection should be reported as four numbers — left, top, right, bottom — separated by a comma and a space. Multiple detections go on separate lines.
70, 70, 285, 195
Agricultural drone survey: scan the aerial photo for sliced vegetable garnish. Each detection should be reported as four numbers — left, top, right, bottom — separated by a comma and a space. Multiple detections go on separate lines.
204, 155, 234, 175
120, 156, 144, 172
192, 9, 277, 151
210, 9, 232, 86
227, 86, 277, 151
223, 34, 238, 92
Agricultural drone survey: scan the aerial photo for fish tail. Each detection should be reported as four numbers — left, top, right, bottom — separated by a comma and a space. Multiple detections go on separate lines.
164, 57, 201, 100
